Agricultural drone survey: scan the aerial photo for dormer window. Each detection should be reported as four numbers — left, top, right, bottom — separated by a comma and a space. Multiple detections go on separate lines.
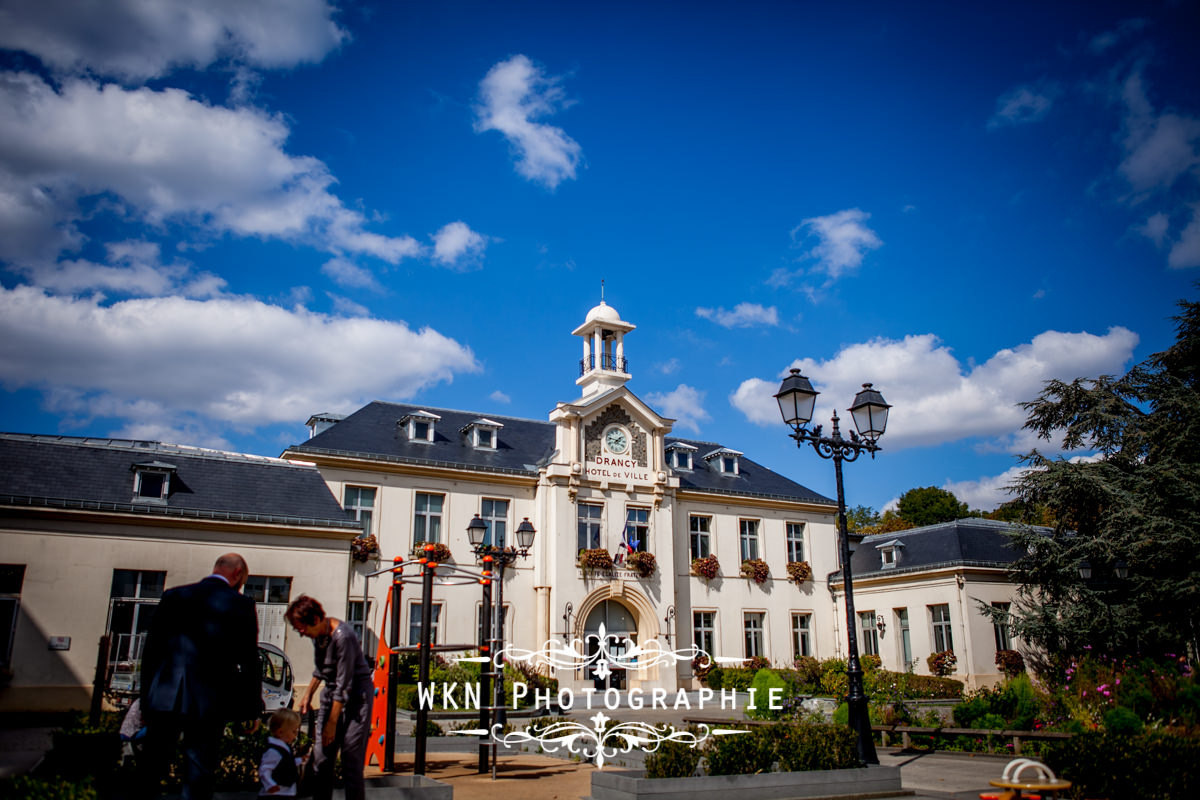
665, 442, 697, 470
399, 411, 440, 443
460, 418, 503, 450
702, 447, 743, 476
132, 461, 176, 503
875, 539, 905, 569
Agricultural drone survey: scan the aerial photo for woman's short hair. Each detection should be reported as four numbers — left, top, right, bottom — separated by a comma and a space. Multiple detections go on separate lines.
285, 595, 326, 627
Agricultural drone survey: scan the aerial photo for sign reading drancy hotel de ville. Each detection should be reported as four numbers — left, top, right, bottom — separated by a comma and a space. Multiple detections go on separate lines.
582, 404, 654, 485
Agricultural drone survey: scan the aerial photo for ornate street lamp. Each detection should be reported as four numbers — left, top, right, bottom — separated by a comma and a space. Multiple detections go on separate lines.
776, 369, 891, 766
467, 513, 536, 779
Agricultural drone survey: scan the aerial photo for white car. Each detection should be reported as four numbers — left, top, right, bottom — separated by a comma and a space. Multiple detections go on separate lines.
258, 642, 294, 712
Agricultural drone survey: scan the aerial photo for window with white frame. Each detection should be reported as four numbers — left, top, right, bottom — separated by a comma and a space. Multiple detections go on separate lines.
876, 539, 904, 569
132, 462, 174, 503
347, 599, 373, 647
107, 569, 166, 692
791, 612, 812, 660
930, 603, 953, 653
400, 411, 440, 442
743, 612, 764, 659
786, 522, 805, 562
343, 485, 376, 534
408, 602, 443, 646
244, 576, 292, 647
480, 498, 509, 548
896, 608, 913, 668
476, 603, 512, 647
693, 611, 715, 656
689, 515, 711, 559
722, 455, 737, 473
0, 564, 25, 669
625, 506, 649, 552
703, 448, 742, 475
859, 610, 879, 656
414, 492, 444, 544
739, 518, 760, 561
578, 502, 602, 551
461, 418, 502, 449
992, 602, 1012, 651
666, 443, 695, 470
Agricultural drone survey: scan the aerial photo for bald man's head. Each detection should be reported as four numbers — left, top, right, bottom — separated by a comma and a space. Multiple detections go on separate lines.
213, 553, 249, 590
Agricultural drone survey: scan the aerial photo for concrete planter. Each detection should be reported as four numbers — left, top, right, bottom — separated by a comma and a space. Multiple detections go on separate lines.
208, 776, 451, 800
591, 765, 903, 800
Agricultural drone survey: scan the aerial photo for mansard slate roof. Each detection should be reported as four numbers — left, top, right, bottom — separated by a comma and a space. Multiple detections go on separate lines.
287, 401, 835, 506
842, 517, 1037, 579
0, 433, 359, 529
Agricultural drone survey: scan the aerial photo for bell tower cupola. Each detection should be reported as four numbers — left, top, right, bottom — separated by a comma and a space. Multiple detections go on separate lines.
572, 300, 635, 399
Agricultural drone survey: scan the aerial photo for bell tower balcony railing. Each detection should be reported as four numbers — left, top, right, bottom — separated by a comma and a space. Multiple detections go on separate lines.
579, 353, 629, 376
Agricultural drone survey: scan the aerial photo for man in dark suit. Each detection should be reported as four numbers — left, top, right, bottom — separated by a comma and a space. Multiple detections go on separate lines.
138, 553, 263, 800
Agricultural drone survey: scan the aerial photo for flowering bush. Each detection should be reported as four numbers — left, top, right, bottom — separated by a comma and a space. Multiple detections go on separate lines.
927, 649, 958, 676
578, 548, 614, 572
996, 648, 1026, 678
690, 554, 720, 580
740, 558, 770, 584
692, 655, 714, 681
350, 534, 379, 563
785, 560, 813, 583
413, 541, 452, 563
625, 550, 656, 578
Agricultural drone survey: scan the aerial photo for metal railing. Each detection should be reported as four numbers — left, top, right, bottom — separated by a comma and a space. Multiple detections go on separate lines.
578, 353, 629, 375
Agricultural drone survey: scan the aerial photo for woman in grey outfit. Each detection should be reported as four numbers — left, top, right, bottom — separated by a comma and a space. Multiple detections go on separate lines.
286, 595, 373, 800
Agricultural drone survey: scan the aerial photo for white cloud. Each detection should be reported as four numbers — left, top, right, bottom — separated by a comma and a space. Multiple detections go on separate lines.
432, 221, 489, 268
942, 466, 1028, 511
790, 208, 882, 282
988, 85, 1056, 129
21, 240, 225, 298
729, 377, 779, 426
1136, 211, 1171, 246
0, 74, 421, 268
1169, 204, 1200, 269
326, 293, 370, 317
0, 285, 478, 433
655, 358, 681, 375
0, 0, 347, 82
474, 55, 581, 190
646, 384, 711, 434
321, 258, 382, 291
1119, 71, 1200, 198
730, 327, 1139, 451
695, 302, 780, 329
489, 390, 511, 404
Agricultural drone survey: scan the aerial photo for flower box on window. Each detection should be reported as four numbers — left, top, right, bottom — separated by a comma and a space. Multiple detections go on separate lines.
786, 560, 813, 584
740, 558, 770, 584
625, 551, 656, 578
578, 548, 614, 573
690, 554, 720, 581
350, 534, 379, 563
413, 541, 452, 563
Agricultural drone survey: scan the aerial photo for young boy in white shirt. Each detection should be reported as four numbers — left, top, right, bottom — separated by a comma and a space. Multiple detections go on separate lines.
259, 709, 304, 796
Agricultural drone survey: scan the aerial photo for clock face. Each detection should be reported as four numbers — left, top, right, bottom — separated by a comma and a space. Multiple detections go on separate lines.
605, 427, 629, 455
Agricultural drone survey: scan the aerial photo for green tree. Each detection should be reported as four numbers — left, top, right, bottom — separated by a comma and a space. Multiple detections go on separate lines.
896, 486, 970, 527
859, 509, 915, 536
997, 294, 1200, 670
844, 504, 880, 532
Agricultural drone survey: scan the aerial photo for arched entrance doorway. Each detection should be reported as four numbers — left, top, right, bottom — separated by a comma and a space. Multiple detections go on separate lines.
584, 599, 637, 690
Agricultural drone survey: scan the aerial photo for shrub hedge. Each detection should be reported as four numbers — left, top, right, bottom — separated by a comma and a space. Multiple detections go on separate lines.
700, 723, 860, 776
1044, 731, 1200, 800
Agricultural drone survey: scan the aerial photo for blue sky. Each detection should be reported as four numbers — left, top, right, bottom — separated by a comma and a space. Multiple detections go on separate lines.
0, 1, 1197, 511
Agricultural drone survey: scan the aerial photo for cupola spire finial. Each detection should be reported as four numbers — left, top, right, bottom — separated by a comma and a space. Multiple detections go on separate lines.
601, 278, 605, 303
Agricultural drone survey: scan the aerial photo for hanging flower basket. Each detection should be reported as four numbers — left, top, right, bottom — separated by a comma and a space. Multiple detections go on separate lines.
690, 554, 720, 581
927, 649, 957, 676
786, 560, 813, 584
578, 548, 614, 573
625, 550, 656, 578
350, 534, 379, 563
413, 541, 453, 563
740, 558, 770, 584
